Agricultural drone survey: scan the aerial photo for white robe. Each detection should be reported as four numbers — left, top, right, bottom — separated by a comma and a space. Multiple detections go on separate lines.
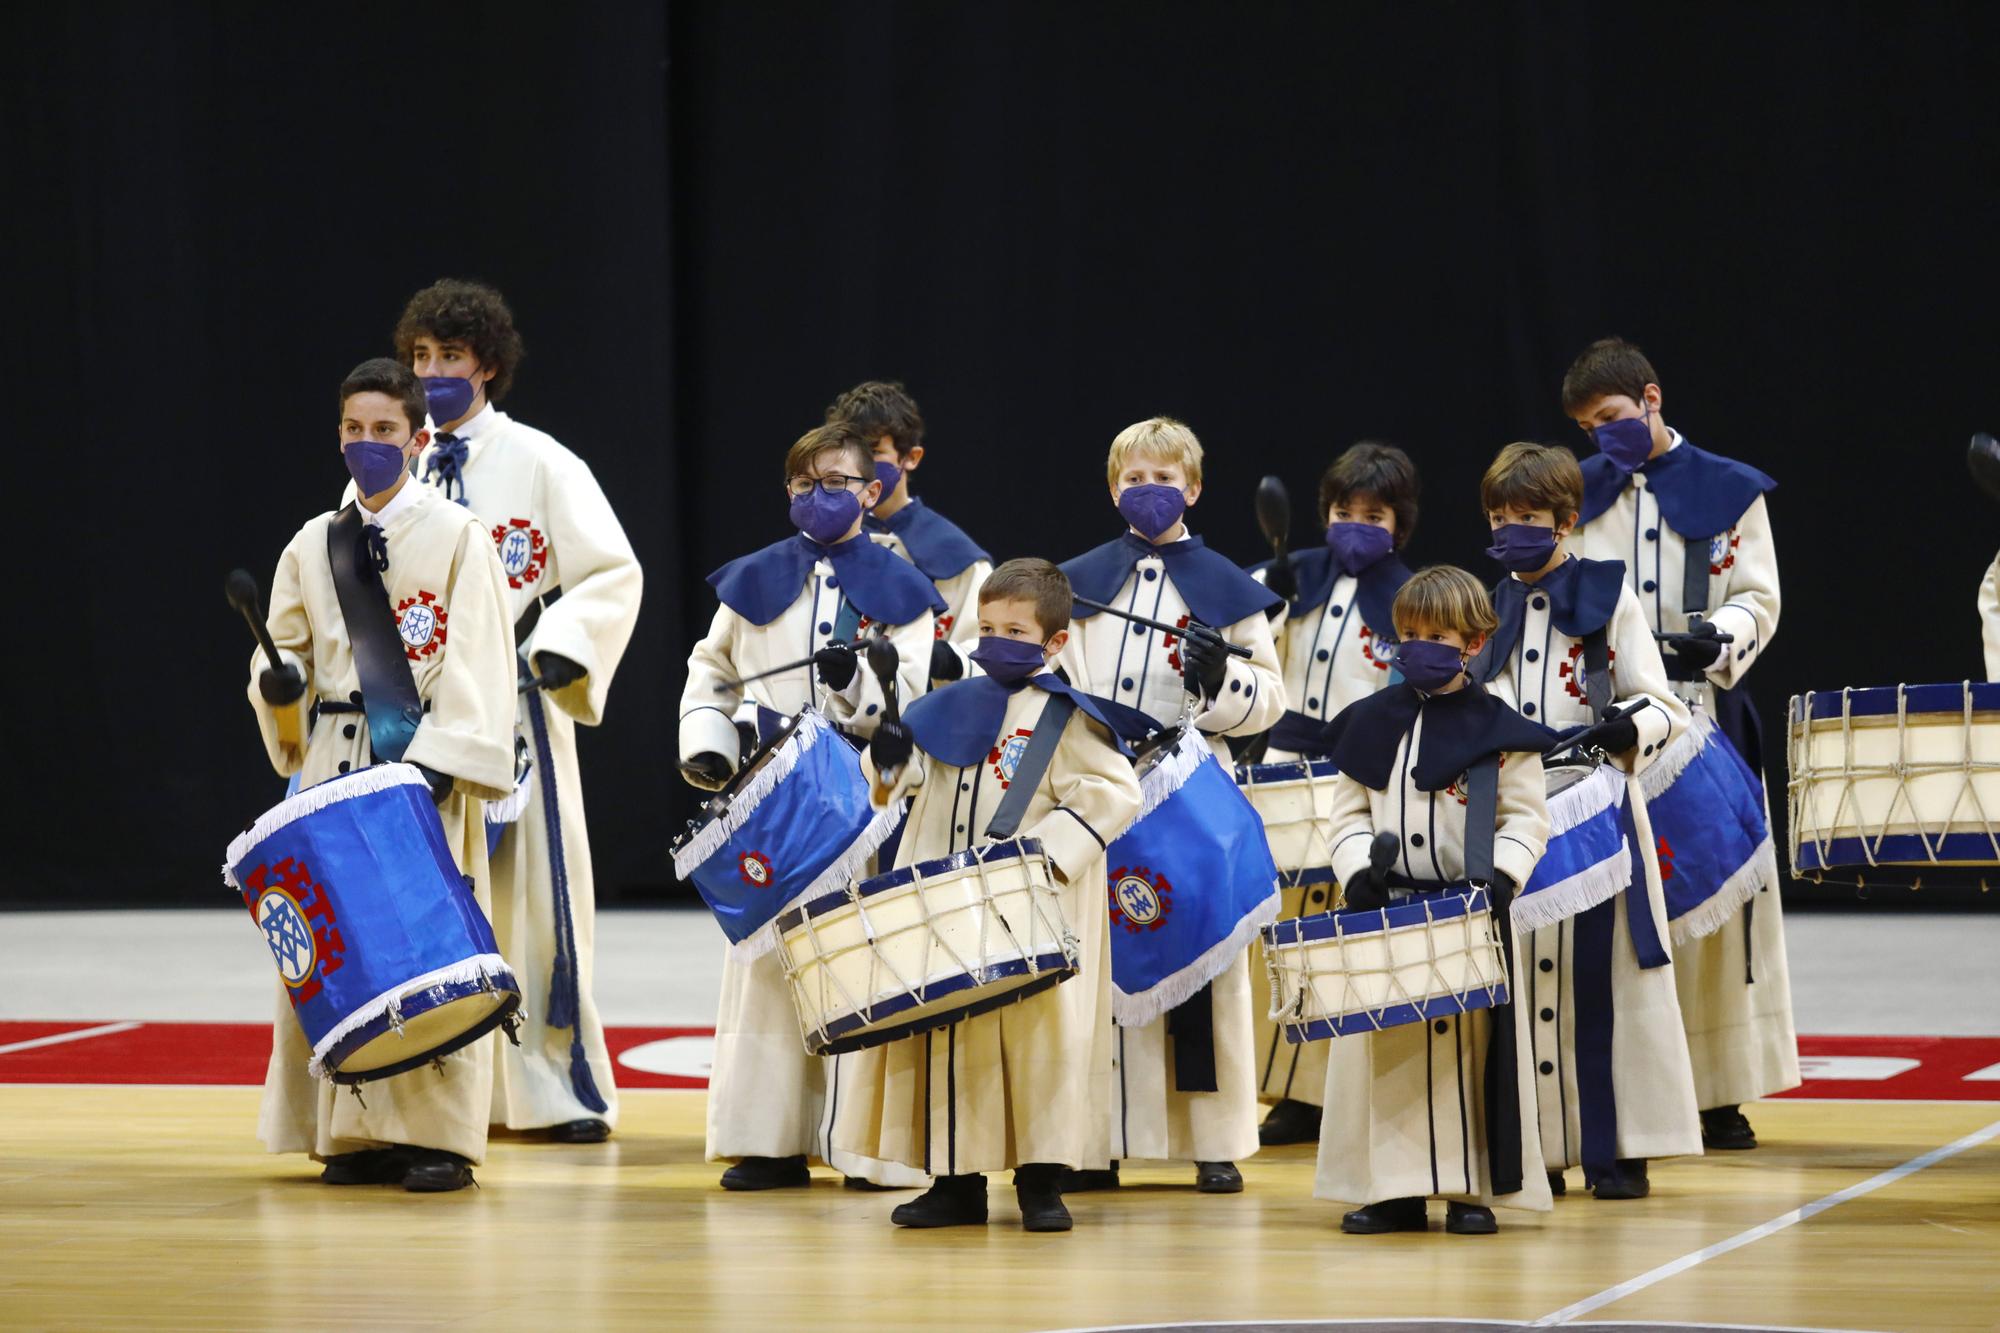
1056, 533, 1286, 1163
1981, 553, 2000, 682
248, 481, 517, 1163
1313, 705, 1552, 1211
1569, 433, 1799, 1110
678, 545, 933, 1183
1485, 567, 1702, 1168
376, 405, 646, 1132
1249, 565, 1400, 1106
833, 686, 1143, 1174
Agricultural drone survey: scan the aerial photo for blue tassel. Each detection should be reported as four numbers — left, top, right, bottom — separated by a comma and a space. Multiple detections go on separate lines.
546, 952, 579, 1030
525, 679, 609, 1114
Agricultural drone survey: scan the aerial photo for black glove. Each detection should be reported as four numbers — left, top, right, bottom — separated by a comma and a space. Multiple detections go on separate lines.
533, 651, 588, 691
259, 663, 306, 707
680, 750, 733, 791
869, 719, 914, 772
929, 638, 964, 682
1340, 864, 1390, 912
1670, 620, 1726, 672
1263, 554, 1298, 603
814, 643, 859, 691
1181, 625, 1230, 699
1593, 712, 1641, 755
411, 762, 455, 805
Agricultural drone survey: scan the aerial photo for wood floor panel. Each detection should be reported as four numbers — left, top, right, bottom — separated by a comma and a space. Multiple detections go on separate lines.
1, 1087, 1993, 1332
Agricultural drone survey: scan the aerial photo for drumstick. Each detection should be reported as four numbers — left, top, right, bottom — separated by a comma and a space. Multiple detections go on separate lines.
226, 569, 301, 746
1255, 474, 1291, 573
1545, 698, 1652, 759
1070, 596, 1254, 659
1968, 431, 2000, 504
864, 635, 902, 804
718, 638, 869, 691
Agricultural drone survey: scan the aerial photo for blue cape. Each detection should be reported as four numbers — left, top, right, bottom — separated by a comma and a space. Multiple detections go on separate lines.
1322, 682, 1554, 792
904, 671, 1161, 768
1063, 533, 1283, 629
707, 532, 947, 628
1257, 545, 1410, 634
863, 498, 991, 580
1475, 557, 1626, 683
1579, 440, 1776, 539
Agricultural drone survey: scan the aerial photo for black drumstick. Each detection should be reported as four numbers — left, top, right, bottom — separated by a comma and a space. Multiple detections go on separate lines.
1071, 595, 1254, 659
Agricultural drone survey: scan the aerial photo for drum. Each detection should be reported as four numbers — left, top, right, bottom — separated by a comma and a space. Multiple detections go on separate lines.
776, 837, 1077, 1056
1261, 888, 1509, 1043
1637, 710, 1777, 941
1234, 758, 1342, 887
1788, 682, 2000, 881
671, 707, 894, 958
223, 763, 521, 1084
1510, 762, 1632, 933
1107, 728, 1281, 1026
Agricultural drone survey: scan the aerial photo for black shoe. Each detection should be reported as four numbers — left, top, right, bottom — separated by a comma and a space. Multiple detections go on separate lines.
320, 1148, 413, 1186
547, 1119, 611, 1144
891, 1174, 988, 1228
402, 1150, 475, 1193
1547, 1170, 1567, 1197
1341, 1196, 1427, 1234
1702, 1105, 1758, 1150
1592, 1158, 1651, 1200
1195, 1161, 1243, 1194
1014, 1163, 1072, 1232
719, 1154, 810, 1191
1060, 1162, 1121, 1192
1445, 1202, 1497, 1234
843, 1175, 903, 1191
1258, 1098, 1323, 1146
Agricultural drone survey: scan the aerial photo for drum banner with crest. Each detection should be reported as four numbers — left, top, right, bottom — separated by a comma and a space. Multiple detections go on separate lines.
1105, 728, 1281, 1027
1639, 710, 1779, 943
1510, 764, 1633, 934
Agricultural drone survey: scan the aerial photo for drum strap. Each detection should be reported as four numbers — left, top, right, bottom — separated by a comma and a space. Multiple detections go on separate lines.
1581, 629, 1614, 717
982, 694, 1078, 840
1680, 535, 1711, 616
1465, 754, 1524, 1195
1463, 756, 1499, 885
326, 503, 423, 764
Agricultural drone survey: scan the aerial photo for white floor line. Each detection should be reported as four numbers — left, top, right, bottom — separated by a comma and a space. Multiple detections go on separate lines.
0, 1021, 142, 1057
1532, 1116, 2000, 1327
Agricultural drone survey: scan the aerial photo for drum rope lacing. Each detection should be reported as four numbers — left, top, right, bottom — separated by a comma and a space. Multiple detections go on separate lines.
1235, 762, 1340, 893
1789, 683, 2000, 878
1265, 891, 1508, 1037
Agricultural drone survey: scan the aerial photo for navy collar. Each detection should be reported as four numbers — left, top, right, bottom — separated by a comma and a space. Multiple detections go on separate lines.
1322, 681, 1554, 792
1579, 437, 1776, 538
707, 532, 947, 627
862, 498, 991, 580
903, 670, 1162, 768
1062, 532, 1282, 629
1474, 556, 1626, 682
1263, 545, 1411, 632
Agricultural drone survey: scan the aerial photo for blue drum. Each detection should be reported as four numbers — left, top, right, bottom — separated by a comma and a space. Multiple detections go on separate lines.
1107, 729, 1281, 1026
224, 763, 520, 1085
1638, 712, 1776, 941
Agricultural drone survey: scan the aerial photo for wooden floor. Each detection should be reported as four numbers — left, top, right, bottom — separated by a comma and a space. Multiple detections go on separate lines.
2, 1090, 1996, 1331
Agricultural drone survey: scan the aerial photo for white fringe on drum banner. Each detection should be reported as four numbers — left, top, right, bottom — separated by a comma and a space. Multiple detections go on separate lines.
728, 800, 907, 964
672, 709, 831, 881
1112, 889, 1282, 1029
1133, 727, 1210, 822
1669, 835, 1777, 946
484, 765, 535, 826
1511, 839, 1632, 935
304, 952, 517, 1081
1637, 710, 1717, 804
223, 763, 430, 889
1547, 764, 1625, 834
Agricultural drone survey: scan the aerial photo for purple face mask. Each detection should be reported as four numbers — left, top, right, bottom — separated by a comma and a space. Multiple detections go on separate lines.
969, 635, 1049, 685
424, 376, 478, 427
1485, 522, 1561, 574
1591, 412, 1655, 473
1395, 638, 1466, 692
789, 486, 863, 546
343, 439, 410, 497
1117, 484, 1187, 540
1325, 521, 1394, 574
871, 459, 903, 505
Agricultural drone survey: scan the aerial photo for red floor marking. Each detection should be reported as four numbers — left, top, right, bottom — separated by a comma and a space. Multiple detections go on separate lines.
4, 1023, 1998, 1097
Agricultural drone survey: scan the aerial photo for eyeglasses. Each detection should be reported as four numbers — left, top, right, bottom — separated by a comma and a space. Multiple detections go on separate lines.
786, 474, 867, 497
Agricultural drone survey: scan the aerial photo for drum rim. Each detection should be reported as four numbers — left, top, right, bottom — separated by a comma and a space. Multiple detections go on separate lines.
805, 955, 1075, 1055
1794, 831, 2000, 870
1790, 680, 2000, 724
1283, 979, 1509, 1043
1234, 758, 1341, 784
777, 836, 1046, 931
1265, 886, 1488, 947
323, 977, 522, 1084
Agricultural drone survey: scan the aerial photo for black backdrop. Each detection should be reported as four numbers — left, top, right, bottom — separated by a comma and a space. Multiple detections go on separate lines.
8, 2, 1996, 908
